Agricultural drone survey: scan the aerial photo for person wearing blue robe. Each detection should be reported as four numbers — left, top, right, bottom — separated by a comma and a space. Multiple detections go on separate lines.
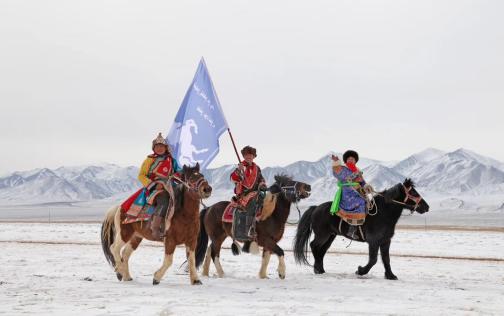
330, 150, 370, 238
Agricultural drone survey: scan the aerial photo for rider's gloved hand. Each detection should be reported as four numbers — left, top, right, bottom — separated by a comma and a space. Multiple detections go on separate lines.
259, 183, 268, 192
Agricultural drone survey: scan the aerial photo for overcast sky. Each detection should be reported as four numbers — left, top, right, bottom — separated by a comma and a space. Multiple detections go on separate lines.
0, 0, 503, 174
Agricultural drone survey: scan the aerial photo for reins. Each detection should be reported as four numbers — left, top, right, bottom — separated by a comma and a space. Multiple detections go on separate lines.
371, 184, 423, 214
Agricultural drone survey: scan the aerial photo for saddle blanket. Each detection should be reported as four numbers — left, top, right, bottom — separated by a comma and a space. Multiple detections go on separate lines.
120, 187, 155, 224
222, 191, 262, 223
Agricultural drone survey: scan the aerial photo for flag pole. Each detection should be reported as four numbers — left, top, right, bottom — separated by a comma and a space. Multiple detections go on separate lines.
227, 128, 242, 164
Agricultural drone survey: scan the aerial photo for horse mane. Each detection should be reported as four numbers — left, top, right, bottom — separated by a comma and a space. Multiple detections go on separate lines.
274, 174, 293, 186
379, 178, 415, 204
174, 184, 185, 210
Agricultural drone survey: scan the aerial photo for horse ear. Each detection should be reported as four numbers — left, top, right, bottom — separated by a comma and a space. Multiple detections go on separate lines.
182, 165, 188, 173
195, 162, 200, 171
404, 178, 414, 188
384, 184, 400, 203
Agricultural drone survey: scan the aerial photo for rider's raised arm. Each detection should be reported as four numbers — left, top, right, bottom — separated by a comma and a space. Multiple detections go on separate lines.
332, 157, 344, 178
230, 167, 243, 183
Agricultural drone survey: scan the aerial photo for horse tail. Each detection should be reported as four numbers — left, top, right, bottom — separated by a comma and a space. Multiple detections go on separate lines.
195, 207, 209, 268
101, 205, 119, 268
293, 205, 317, 266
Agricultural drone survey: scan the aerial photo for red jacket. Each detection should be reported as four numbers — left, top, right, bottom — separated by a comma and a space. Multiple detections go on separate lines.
230, 161, 266, 196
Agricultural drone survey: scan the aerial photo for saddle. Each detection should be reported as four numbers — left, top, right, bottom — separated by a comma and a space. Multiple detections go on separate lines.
222, 191, 266, 242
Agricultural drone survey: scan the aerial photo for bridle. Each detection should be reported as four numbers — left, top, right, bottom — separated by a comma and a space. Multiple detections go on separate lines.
373, 184, 423, 214
173, 173, 209, 199
280, 182, 300, 202
276, 181, 311, 224
392, 184, 423, 213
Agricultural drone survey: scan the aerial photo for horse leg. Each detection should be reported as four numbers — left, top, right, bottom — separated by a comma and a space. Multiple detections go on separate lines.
111, 226, 127, 281
258, 249, 271, 279
153, 240, 176, 285
310, 233, 334, 274
272, 245, 286, 280
380, 239, 398, 280
121, 237, 142, 281
356, 243, 379, 276
186, 245, 202, 285
202, 245, 212, 277
210, 236, 226, 278
315, 234, 336, 274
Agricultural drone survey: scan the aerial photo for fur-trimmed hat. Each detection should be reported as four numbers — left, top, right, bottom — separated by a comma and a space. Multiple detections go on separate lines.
241, 146, 257, 157
343, 150, 359, 163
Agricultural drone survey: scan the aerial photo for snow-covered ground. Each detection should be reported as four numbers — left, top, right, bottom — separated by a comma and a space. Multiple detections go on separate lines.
1, 223, 503, 315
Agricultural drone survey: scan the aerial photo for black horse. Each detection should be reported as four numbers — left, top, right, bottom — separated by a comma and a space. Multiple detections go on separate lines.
293, 179, 429, 280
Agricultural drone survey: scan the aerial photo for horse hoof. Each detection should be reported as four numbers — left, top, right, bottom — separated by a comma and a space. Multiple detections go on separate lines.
192, 280, 203, 285
385, 273, 398, 280
116, 273, 123, 281
356, 266, 367, 276
314, 267, 325, 274
153, 279, 160, 285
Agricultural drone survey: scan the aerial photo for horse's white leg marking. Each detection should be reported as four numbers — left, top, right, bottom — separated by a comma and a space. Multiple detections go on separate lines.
277, 255, 286, 280
259, 250, 271, 279
187, 247, 201, 285
202, 246, 212, 277
110, 207, 125, 274
214, 255, 225, 278
111, 235, 125, 273
120, 243, 135, 281
153, 253, 174, 283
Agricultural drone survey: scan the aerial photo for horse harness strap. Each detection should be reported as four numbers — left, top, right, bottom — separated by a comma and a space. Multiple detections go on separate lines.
372, 185, 423, 214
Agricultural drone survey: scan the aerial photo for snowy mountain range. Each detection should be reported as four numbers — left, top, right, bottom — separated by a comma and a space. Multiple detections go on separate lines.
1, 148, 504, 206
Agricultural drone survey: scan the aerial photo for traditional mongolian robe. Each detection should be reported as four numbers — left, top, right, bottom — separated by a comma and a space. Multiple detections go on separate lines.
121, 154, 181, 222
230, 161, 266, 198
223, 161, 266, 222
330, 164, 367, 225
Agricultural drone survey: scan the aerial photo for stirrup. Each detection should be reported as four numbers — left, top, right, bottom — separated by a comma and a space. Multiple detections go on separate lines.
346, 225, 357, 238
247, 226, 257, 239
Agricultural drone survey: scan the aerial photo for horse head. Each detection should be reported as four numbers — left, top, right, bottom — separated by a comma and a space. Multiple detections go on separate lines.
269, 174, 311, 203
384, 178, 429, 214
181, 163, 212, 200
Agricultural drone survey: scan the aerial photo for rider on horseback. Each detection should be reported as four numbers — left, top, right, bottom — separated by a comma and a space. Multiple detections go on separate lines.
330, 150, 372, 238
138, 133, 181, 239
230, 146, 267, 238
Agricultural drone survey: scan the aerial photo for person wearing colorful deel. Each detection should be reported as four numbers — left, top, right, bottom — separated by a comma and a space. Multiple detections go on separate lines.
330, 150, 371, 238
121, 133, 182, 240
229, 146, 267, 237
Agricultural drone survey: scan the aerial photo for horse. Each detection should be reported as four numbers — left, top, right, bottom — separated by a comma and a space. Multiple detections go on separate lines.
195, 174, 311, 279
293, 178, 429, 280
100, 164, 213, 285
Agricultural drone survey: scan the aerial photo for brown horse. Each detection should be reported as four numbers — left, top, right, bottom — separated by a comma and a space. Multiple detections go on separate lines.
101, 164, 212, 285
195, 175, 311, 279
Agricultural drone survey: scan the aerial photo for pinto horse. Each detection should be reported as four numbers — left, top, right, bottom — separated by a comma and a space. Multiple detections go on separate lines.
195, 175, 311, 279
101, 164, 212, 285
294, 179, 429, 280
